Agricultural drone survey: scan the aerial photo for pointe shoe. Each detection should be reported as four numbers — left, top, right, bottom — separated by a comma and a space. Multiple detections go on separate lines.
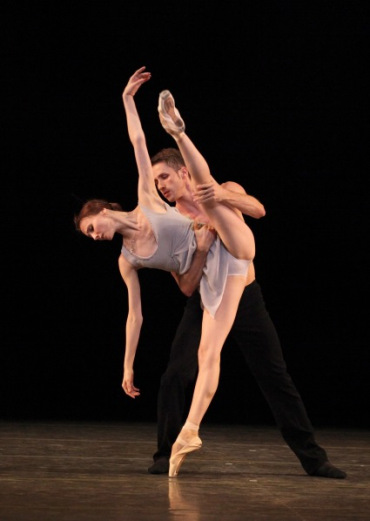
158, 90, 185, 136
169, 435, 202, 477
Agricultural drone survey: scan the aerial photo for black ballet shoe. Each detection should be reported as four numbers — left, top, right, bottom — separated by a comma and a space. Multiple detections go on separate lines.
148, 457, 169, 474
158, 90, 185, 136
309, 462, 347, 479
169, 435, 202, 477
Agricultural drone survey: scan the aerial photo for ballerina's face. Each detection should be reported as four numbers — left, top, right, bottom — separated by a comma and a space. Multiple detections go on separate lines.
79, 212, 115, 241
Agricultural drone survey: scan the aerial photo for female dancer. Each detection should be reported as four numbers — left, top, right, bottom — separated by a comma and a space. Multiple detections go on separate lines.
74, 67, 255, 476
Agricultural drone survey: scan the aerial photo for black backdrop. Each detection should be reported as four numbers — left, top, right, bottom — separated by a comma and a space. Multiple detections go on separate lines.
2, 1, 369, 428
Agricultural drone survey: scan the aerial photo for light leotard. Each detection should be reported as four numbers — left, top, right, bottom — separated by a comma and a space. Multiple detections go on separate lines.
121, 203, 250, 317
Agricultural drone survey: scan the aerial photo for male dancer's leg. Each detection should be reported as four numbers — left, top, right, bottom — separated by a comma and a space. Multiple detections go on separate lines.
148, 292, 202, 474
230, 281, 345, 478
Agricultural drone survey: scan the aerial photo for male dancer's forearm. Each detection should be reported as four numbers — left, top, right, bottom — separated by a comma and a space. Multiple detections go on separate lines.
172, 250, 208, 296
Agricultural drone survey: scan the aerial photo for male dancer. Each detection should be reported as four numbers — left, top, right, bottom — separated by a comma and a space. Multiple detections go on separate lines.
147, 144, 346, 479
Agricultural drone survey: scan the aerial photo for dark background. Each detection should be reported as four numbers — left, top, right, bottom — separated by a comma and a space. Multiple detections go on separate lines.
2, 1, 369, 428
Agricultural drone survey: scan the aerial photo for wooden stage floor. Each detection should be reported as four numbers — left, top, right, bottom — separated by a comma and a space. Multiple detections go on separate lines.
0, 421, 369, 520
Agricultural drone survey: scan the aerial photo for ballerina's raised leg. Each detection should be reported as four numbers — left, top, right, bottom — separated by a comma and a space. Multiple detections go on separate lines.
158, 90, 255, 262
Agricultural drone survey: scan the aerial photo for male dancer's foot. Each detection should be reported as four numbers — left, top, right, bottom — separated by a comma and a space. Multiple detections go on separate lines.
148, 457, 169, 474
309, 461, 347, 479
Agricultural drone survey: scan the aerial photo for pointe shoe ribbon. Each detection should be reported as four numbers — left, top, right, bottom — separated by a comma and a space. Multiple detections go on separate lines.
169, 435, 202, 478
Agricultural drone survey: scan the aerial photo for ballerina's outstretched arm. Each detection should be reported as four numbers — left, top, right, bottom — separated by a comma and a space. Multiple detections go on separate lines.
122, 66, 166, 213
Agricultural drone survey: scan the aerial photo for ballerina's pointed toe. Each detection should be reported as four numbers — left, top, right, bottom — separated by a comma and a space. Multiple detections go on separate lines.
158, 90, 185, 136
169, 436, 202, 477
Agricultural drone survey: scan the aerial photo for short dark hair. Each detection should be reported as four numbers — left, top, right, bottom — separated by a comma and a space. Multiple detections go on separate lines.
150, 148, 185, 170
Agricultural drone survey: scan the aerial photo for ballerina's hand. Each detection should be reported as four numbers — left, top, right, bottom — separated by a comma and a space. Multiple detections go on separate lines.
123, 66, 152, 98
122, 371, 141, 399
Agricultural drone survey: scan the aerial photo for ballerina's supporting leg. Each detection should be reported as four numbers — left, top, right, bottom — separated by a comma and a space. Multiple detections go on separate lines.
169, 276, 247, 477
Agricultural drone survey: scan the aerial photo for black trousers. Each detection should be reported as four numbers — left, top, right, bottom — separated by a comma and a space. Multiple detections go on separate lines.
154, 280, 328, 474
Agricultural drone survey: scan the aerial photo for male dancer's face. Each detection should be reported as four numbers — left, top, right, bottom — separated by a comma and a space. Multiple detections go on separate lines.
153, 161, 188, 203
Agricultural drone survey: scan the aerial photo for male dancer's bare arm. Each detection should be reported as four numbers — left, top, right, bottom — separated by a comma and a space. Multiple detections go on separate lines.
194, 181, 266, 219
171, 225, 216, 296
174, 182, 265, 295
